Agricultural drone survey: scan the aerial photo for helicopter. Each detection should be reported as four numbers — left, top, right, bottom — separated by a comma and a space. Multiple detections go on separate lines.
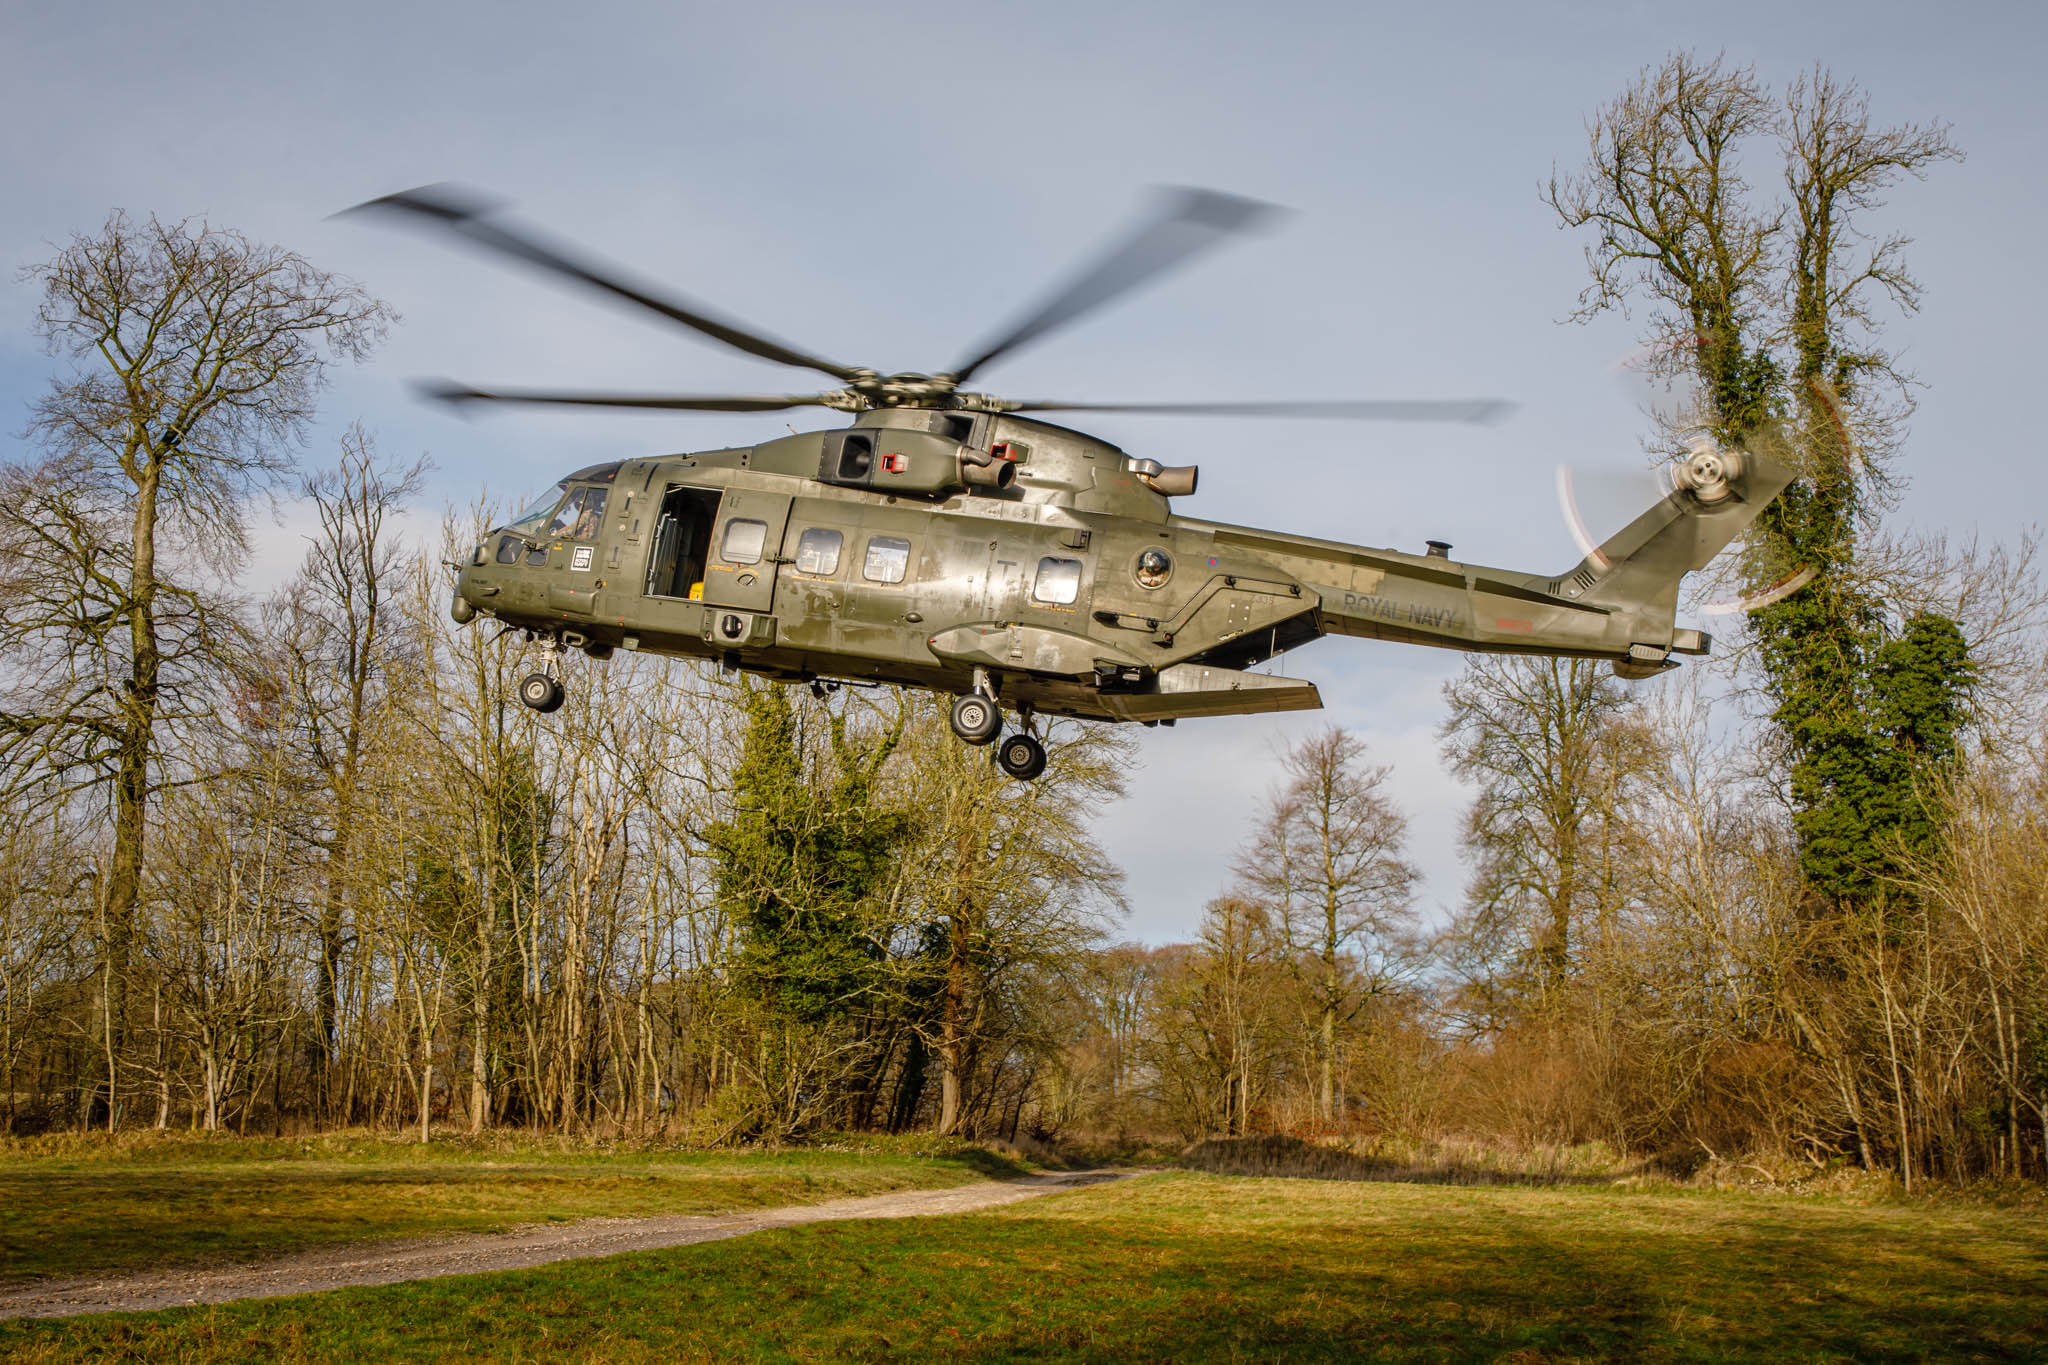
347, 185, 1794, 781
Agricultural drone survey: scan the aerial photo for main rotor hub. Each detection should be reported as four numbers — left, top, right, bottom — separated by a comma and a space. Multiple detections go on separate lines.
832, 370, 972, 410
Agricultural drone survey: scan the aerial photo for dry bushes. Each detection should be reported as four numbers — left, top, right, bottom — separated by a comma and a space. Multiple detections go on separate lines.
1180, 1133, 1633, 1187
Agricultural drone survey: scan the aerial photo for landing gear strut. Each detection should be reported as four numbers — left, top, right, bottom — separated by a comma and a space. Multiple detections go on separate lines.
949, 691, 1001, 746
518, 634, 567, 713
947, 673, 1045, 779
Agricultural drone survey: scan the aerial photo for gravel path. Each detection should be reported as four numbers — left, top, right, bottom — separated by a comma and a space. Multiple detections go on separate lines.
0, 1169, 1135, 1321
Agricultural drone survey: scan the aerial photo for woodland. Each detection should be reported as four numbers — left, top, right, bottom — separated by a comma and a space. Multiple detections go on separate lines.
2, 53, 2044, 1192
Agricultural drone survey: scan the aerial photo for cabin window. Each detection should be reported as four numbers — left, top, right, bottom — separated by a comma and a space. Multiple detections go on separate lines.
721, 518, 768, 564
864, 535, 911, 584
1135, 547, 1173, 589
1033, 557, 1083, 605
795, 528, 843, 576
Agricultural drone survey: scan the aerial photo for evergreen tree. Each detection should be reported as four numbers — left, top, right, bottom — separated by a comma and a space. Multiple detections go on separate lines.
709, 682, 910, 1028
1796, 612, 1973, 903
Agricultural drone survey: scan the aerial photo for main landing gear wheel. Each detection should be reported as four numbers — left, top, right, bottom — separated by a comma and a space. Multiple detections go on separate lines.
949, 692, 1001, 746
518, 672, 565, 713
996, 732, 1047, 780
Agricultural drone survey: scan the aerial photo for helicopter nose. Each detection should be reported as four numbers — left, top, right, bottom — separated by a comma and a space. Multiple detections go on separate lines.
452, 560, 481, 624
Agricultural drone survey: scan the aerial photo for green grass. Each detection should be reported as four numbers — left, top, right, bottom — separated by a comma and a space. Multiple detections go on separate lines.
0, 1131, 1021, 1283
6, 1171, 2045, 1362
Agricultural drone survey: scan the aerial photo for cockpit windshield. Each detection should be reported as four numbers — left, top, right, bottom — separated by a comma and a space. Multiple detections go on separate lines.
510, 483, 569, 533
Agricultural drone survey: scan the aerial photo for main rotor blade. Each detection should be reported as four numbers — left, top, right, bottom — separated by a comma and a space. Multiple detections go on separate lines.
342, 185, 863, 383
1003, 398, 1516, 423
415, 380, 838, 413
950, 187, 1287, 385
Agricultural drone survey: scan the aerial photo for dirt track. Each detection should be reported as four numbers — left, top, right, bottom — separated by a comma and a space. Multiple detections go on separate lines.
0, 1169, 1135, 1321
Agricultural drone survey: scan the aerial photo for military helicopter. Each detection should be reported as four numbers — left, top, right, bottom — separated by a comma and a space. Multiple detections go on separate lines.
348, 185, 1794, 781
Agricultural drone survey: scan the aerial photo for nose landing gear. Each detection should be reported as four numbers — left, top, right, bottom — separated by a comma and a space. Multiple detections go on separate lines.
518, 634, 567, 713
519, 672, 566, 712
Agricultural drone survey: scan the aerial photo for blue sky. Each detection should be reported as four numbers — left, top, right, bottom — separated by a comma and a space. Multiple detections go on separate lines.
4, 0, 2042, 940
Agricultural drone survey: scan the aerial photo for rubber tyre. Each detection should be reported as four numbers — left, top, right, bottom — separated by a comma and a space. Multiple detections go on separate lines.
519, 672, 565, 713
950, 693, 1001, 746
996, 733, 1047, 780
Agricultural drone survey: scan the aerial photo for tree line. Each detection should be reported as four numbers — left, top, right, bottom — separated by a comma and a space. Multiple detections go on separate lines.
4, 54, 2044, 1186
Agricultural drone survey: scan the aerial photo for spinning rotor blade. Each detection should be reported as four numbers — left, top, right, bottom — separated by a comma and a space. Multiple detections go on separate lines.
950, 187, 1287, 385
1554, 462, 1677, 570
341, 185, 863, 383
1004, 397, 1514, 423
414, 380, 837, 413
1566, 349, 1827, 616
1557, 454, 1818, 615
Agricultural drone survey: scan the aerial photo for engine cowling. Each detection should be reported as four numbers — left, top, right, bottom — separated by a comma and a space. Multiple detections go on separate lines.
817, 428, 1015, 497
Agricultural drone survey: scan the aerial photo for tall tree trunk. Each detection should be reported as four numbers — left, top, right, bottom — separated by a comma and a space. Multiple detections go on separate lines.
938, 908, 969, 1135
889, 1032, 928, 1133
1319, 998, 1335, 1125
470, 900, 494, 1134
101, 465, 163, 1130
152, 982, 169, 1129
314, 848, 347, 1122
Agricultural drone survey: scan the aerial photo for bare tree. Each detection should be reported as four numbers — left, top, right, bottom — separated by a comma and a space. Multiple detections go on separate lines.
1193, 896, 1283, 1135
1781, 65, 1961, 505
4, 214, 387, 1121
890, 699, 1127, 1136
266, 427, 429, 1120
1234, 728, 1417, 1126
1545, 52, 1778, 426
1439, 658, 1653, 1012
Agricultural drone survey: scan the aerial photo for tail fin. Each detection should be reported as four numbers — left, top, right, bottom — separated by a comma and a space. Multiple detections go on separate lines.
1571, 429, 1797, 667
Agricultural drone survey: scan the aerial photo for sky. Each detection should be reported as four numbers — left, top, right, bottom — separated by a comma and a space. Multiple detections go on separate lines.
3, 0, 2043, 942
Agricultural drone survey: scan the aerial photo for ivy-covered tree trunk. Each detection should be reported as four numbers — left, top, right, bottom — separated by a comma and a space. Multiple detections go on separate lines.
1549, 54, 1966, 915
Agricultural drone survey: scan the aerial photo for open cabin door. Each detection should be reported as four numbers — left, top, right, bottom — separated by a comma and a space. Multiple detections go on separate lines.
643, 485, 719, 600
703, 488, 793, 614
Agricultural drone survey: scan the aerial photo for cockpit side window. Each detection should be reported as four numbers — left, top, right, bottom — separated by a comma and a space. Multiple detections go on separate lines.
512, 483, 569, 534
571, 489, 607, 540
547, 488, 588, 539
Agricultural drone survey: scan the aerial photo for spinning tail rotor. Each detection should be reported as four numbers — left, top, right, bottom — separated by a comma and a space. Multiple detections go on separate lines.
1556, 339, 1832, 620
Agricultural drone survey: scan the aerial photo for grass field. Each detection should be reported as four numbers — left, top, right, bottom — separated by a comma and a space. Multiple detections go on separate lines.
5, 1168, 2045, 1362
0, 1132, 1020, 1283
